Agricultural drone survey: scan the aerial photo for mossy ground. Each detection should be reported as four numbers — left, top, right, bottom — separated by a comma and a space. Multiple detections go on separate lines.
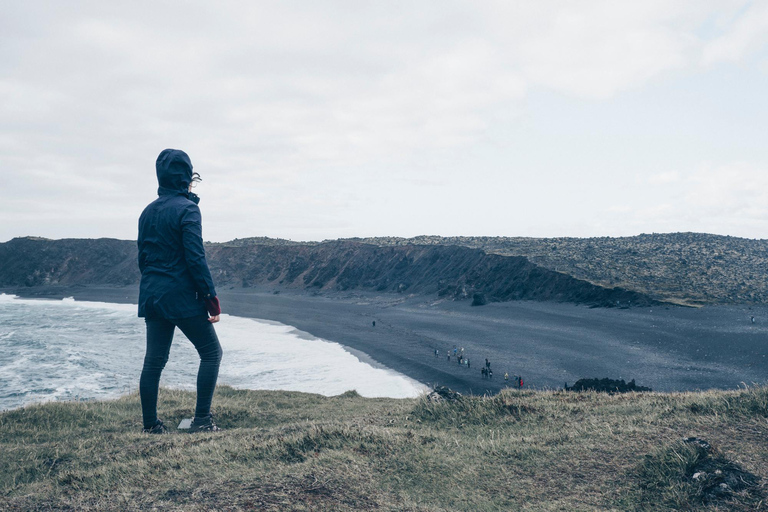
1, 386, 767, 511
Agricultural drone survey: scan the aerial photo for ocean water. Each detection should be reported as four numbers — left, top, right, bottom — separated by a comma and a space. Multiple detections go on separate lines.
0, 294, 427, 410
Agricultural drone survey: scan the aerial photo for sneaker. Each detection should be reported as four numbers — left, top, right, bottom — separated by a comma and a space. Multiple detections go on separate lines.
142, 419, 167, 434
189, 415, 222, 433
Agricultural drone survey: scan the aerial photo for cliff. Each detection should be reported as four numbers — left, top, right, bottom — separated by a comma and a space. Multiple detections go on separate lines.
0, 236, 657, 307
346, 233, 768, 305
0, 237, 139, 287
207, 241, 655, 306
5, 232, 765, 306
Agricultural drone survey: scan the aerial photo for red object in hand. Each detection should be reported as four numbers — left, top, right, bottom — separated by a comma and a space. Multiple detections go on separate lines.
204, 296, 221, 316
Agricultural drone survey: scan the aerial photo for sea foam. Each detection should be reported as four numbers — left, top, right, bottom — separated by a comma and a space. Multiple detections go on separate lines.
0, 294, 427, 410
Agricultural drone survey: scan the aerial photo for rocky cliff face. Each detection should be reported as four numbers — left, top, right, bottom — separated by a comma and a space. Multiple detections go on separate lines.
206, 242, 656, 306
0, 237, 657, 307
347, 233, 768, 305
0, 237, 139, 287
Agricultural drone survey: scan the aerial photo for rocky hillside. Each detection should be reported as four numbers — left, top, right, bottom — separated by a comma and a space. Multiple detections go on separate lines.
0, 237, 656, 307
346, 233, 768, 305
3, 232, 765, 305
0, 237, 138, 287
206, 242, 654, 306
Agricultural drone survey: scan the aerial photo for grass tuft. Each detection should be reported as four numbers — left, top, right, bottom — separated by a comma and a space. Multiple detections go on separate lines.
411, 389, 535, 427
633, 439, 764, 511
687, 386, 768, 417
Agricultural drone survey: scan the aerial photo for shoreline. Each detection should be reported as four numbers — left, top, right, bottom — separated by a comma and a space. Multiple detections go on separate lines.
4, 285, 768, 394
0, 291, 428, 410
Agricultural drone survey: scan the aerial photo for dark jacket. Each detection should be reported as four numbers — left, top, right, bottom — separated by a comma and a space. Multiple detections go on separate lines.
137, 149, 216, 319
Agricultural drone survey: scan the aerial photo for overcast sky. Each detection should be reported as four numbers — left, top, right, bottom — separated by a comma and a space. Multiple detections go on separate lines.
2, 1, 767, 242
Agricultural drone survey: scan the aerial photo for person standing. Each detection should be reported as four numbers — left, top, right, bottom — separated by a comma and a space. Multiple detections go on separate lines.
138, 149, 223, 434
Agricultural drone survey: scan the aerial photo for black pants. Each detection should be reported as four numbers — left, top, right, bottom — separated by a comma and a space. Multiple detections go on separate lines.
140, 315, 223, 428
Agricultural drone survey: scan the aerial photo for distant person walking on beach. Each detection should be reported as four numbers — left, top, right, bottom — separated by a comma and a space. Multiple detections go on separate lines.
138, 149, 223, 434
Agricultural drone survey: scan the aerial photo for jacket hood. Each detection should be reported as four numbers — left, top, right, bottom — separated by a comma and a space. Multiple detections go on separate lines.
156, 149, 193, 192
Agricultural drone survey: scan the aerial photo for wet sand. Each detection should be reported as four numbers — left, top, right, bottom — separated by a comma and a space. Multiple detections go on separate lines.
6, 285, 768, 395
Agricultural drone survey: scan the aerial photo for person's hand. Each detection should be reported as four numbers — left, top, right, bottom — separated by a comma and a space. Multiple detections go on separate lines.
204, 296, 221, 321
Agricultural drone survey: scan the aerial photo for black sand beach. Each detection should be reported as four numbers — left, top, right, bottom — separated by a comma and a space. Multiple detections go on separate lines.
6, 285, 768, 395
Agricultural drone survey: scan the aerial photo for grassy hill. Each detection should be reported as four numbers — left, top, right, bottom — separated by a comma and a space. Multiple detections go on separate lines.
2, 386, 766, 511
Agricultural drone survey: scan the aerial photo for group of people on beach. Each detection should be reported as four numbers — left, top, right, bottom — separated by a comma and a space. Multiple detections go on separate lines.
438, 346, 472, 367
435, 347, 523, 388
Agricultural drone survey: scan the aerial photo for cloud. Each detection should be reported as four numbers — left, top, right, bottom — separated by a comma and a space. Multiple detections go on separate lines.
648, 171, 682, 185
701, 1, 768, 65
2, 1, 739, 159
502, 1, 701, 98
1, 1, 768, 241
685, 162, 768, 215
632, 162, 768, 237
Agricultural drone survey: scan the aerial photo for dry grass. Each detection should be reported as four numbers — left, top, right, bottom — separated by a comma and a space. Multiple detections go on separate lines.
1, 386, 767, 511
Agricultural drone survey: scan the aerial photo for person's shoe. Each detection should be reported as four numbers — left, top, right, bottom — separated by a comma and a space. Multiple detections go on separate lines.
189, 415, 222, 433
142, 419, 167, 434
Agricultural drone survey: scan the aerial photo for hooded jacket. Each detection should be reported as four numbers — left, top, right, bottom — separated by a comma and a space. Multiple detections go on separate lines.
137, 149, 217, 319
